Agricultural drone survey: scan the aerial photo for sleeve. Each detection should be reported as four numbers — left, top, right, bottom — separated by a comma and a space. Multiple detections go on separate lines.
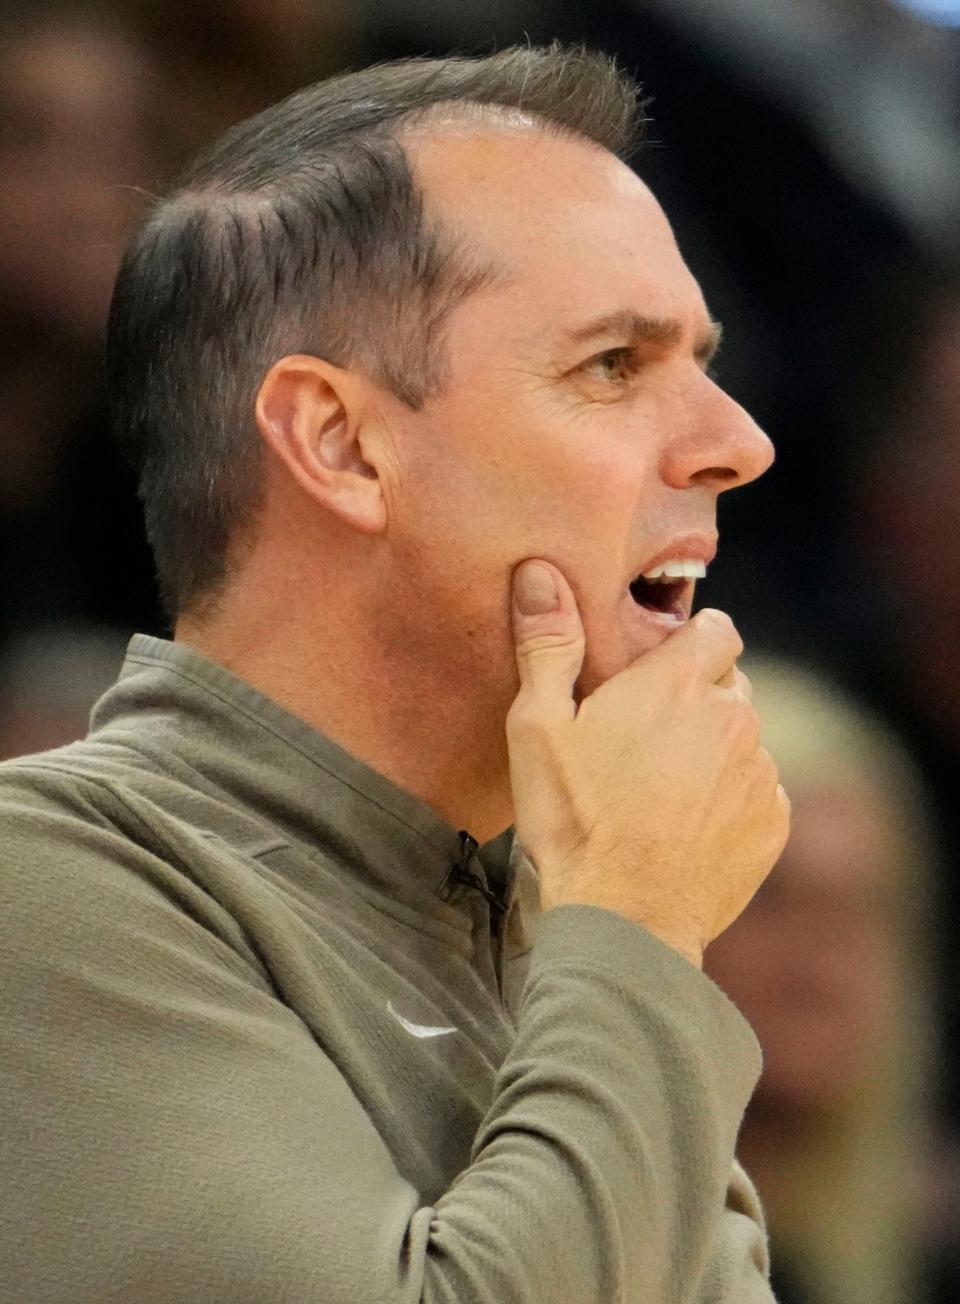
0, 781, 773, 1304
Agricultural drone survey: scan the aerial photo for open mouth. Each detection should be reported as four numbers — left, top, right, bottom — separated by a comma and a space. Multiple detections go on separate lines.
627, 557, 706, 620
628, 574, 688, 617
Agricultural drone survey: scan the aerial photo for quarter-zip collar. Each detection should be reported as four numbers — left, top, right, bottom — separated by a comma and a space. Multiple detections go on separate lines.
88, 635, 519, 928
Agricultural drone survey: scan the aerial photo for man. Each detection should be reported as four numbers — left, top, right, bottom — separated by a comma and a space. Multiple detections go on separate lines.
0, 44, 789, 1302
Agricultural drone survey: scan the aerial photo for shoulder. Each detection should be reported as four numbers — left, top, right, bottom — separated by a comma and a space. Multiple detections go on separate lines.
0, 753, 156, 924
0, 749, 133, 874
0, 750, 270, 999
0, 745, 168, 882
0, 748, 222, 958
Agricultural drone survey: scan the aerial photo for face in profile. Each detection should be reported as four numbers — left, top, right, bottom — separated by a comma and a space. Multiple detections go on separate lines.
705, 783, 898, 1113
373, 123, 773, 702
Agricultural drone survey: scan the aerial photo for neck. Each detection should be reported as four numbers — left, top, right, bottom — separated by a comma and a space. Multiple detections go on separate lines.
175, 538, 516, 845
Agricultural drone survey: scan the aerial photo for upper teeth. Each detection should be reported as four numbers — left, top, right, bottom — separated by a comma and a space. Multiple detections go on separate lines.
641, 558, 707, 581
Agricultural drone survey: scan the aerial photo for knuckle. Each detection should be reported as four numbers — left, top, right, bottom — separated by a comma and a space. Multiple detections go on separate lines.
757, 745, 779, 780
743, 720, 762, 757
698, 606, 738, 638
722, 698, 760, 751
776, 782, 792, 825
507, 694, 562, 747
516, 630, 584, 661
754, 749, 783, 801
691, 608, 744, 662
506, 698, 543, 737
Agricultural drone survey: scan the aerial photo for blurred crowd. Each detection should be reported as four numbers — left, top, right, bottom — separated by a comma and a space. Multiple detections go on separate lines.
2, 0, 959, 1298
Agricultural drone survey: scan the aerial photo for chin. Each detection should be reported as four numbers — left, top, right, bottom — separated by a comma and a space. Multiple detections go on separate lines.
575, 647, 631, 703
576, 608, 685, 702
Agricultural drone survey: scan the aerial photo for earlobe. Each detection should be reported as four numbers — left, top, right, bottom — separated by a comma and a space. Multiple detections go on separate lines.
255, 354, 386, 535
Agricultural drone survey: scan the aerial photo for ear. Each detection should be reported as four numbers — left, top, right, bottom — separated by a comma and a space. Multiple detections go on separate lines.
255, 354, 387, 535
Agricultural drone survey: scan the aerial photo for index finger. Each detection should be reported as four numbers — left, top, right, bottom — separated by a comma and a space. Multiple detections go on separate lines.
624, 608, 744, 688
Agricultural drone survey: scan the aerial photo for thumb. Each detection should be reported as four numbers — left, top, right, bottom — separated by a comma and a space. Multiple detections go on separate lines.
510, 560, 586, 717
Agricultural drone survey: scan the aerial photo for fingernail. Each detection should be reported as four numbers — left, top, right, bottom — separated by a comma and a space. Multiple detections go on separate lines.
513, 562, 558, 615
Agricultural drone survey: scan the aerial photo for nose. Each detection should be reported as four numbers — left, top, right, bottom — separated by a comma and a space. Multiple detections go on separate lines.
659, 386, 774, 493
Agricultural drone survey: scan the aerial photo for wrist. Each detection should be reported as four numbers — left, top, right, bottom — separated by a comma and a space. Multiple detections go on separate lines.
640, 926, 704, 970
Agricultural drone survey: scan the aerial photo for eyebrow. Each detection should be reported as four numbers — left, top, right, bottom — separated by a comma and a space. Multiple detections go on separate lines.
562, 309, 724, 367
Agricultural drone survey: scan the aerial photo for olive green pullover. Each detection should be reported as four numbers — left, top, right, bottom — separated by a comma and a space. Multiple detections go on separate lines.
0, 635, 773, 1303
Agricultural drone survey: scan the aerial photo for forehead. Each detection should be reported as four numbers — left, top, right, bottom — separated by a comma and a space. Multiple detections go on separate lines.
408, 122, 709, 347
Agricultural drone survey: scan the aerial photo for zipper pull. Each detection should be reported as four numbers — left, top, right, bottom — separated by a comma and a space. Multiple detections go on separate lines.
457, 829, 479, 869
439, 830, 505, 916
439, 830, 479, 902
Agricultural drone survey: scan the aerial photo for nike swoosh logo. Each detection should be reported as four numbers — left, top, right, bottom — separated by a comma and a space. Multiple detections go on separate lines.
387, 999, 458, 1039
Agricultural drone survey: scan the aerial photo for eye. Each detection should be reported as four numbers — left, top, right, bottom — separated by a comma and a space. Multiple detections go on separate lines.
581, 347, 637, 384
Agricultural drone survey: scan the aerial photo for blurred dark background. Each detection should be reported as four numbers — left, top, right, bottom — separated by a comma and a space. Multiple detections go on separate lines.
2, 1, 959, 1298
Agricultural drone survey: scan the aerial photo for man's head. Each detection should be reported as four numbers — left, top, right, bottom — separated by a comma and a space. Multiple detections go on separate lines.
108, 43, 772, 705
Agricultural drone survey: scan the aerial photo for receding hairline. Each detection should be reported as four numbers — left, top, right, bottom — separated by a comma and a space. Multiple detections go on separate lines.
153, 100, 616, 353
150, 99, 609, 280
397, 98, 630, 267
108, 44, 646, 619
169, 98, 619, 206
398, 97, 618, 146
